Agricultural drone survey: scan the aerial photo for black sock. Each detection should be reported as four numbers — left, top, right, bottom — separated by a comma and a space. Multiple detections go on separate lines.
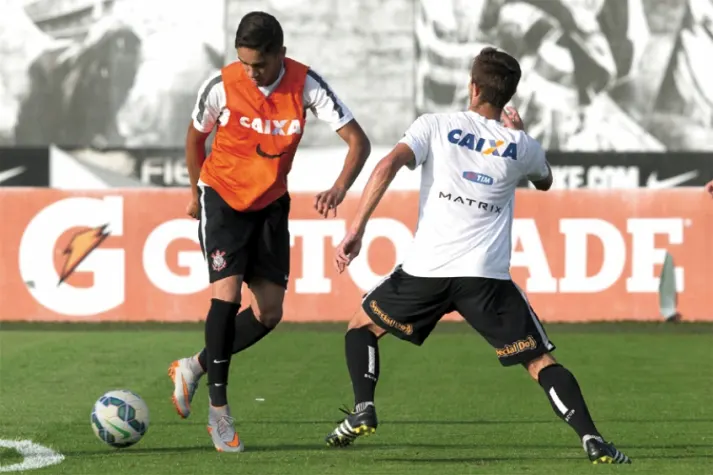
205, 298, 240, 407
538, 364, 601, 440
345, 328, 379, 409
232, 307, 273, 352
197, 307, 272, 371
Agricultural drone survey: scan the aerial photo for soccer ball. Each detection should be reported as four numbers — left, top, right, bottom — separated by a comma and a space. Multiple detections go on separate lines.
91, 390, 149, 448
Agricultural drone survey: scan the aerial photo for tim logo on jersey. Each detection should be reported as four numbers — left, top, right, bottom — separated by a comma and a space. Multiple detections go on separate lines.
448, 129, 518, 159
462, 171, 493, 185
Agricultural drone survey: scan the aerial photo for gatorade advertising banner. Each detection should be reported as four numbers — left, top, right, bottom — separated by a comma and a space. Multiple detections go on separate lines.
1, 188, 711, 322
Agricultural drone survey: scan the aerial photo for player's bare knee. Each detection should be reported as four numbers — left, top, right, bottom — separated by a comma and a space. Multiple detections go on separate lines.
247, 277, 286, 328
525, 353, 558, 381
347, 307, 372, 330
211, 275, 243, 303
367, 324, 386, 338
348, 321, 386, 339
347, 308, 386, 338
253, 305, 283, 329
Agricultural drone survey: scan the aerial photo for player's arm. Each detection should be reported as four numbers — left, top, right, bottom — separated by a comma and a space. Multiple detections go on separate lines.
334, 143, 415, 272
348, 115, 430, 236
186, 72, 224, 215
332, 120, 371, 194
526, 141, 552, 191
531, 161, 553, 191
335, 115, 430, 271
304, 69, 371, 217
502, 106, 552, 191
186, 127, 210, 200
348, 143, 415, 235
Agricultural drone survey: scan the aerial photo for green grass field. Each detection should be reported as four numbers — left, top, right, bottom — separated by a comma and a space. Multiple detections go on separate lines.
1, 322, 712, 474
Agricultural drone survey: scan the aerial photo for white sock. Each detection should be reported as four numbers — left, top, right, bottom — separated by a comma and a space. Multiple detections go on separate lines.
355, 401, 374, 412
188, 355, 205, 376
209, 401, 230, 417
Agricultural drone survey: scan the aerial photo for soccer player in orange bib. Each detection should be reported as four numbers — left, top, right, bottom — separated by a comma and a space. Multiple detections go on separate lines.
168, 11, 371, 452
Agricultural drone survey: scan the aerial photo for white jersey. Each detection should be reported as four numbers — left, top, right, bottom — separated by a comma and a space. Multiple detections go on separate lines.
191, 64, 354, 133
398, 111, 549, 279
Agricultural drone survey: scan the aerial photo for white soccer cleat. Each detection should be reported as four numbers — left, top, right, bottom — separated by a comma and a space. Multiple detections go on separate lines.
168, 358, 201, 419
207, 408, 245, 453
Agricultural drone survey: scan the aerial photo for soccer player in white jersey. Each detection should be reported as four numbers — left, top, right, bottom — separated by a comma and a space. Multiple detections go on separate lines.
324, 47, 631, 465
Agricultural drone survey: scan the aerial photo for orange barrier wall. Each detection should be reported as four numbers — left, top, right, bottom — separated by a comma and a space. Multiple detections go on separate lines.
1, 189, 711, 322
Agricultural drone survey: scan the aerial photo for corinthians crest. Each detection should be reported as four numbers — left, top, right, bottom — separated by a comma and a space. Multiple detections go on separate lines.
211, 250, 227, 271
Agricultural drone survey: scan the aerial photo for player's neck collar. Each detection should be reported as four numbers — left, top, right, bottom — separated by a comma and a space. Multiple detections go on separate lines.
259, 63, 286, 94
468, 109, 501, 123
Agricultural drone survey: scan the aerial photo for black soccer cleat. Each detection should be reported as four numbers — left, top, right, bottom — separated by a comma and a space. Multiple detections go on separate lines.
325, 405, 378, 447
585, 436, 631, 464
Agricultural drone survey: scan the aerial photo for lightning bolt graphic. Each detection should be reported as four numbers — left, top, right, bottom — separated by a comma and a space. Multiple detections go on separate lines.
58, 224, 111, 286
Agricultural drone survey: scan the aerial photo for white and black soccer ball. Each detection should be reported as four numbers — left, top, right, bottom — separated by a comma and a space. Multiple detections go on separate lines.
91, 390, 149, 448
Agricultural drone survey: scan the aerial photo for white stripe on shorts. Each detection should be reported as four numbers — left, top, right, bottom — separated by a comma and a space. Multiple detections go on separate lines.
361, 265, 400, 304
513, 281, 554, 351
198, 180, 208, 260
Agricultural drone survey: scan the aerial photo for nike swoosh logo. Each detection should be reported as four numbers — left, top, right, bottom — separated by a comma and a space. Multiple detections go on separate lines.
646, 170, 699, 189
226, 433, 241, 447
256, 144, 288, 159
0, 166, 26, 184
213, 359, 229, 364
106, 420, 131, 439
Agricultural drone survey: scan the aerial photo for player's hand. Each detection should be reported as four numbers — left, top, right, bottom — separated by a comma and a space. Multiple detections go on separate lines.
501, 106, 525, 131
334, 230, 363, 273
315, 186, 346, 218
186, 198, 200, 220
706, 180, 713, 198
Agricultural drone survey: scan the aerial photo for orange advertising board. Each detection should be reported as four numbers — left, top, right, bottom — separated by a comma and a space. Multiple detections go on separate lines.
0, 188, 711, 322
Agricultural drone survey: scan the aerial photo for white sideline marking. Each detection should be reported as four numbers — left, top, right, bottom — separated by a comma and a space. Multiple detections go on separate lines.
0, 440, 64, 472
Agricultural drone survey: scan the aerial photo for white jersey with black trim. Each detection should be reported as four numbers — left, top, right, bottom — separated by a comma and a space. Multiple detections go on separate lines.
398, 111, 549, 279
190, 64, 354, 133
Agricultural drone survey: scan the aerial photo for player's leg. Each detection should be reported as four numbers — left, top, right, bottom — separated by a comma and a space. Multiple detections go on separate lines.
171, 194, 288, 420
345, 310, 386, 415
204, 279, 245, 450
452, 278, 630, 464
524, 353, 629, 464
200, 189, 262, 452
221, 194, 291, 350
169, 186, 242, 420
193, 190, 291, 364
170, 185, 251, 452
173, 302, 258, 419
231, 192, 292, 337
203, 193, 290, 451
193, 294, 277, 374
325, 267, 451, 447
326, 307, 386, 447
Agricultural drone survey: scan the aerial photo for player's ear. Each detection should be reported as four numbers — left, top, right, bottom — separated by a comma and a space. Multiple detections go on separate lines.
469, 81, 479, 106
280, 46, 286, 59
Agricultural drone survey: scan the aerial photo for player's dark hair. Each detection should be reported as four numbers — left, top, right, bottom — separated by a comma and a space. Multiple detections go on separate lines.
234, 11, 284, 55
470, 47, 521, 109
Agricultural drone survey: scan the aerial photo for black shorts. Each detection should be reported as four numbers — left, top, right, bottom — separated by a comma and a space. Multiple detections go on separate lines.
362, 266, 556, 366
197, 185, 290, 288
